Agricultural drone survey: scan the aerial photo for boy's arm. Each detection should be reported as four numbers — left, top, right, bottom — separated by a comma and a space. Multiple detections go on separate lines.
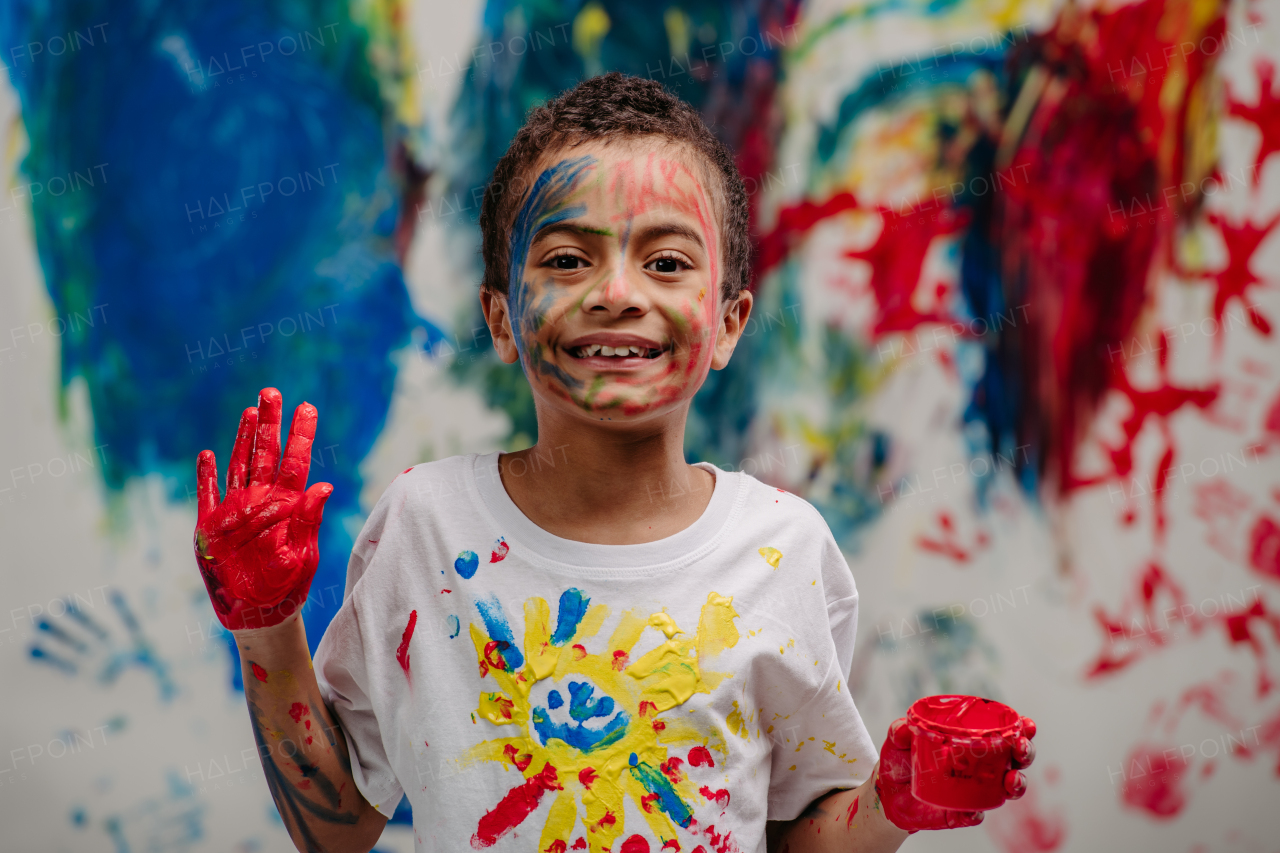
765, 765, 909, 853
234, 614, 388, 853
192, 389, 387, 852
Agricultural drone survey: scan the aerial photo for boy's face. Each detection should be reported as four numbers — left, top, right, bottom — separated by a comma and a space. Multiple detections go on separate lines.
482, 140, 752, 425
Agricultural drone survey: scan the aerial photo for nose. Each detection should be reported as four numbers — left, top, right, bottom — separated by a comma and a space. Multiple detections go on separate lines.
585, 260, 649, 318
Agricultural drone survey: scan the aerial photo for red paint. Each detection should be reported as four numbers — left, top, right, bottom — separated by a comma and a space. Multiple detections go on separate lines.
579, 767, 597, 788
1205, 211, 1278, 340
193, 390, 334, 630
490, 538, 509, 563
660, 757, 684, 784
402, 468, 413, 474
482, 641, 509, 673
1227, 59, 1280, 174
1120, 745, 1188, 819
298, 779, 311, 789
640, 793, 660, 813
251, 663, 268, 683
594, 810, 617, 831
661, 841, 680, 851
652, 720, 666, 732
442, 589, 451, 593
504, 744, 532, 771
908, 696, 1024, 810
471, 763, 563, 848
288, 702, 309, 722
546, 842, 567, 853
986, 788, 1066, 853
639, 700, 658, 717
688, 746, 714, 768
845, 795, 859, 828
572, 840, 587, 850
572, 644, 587, 660
612, 650, 629, 671
620, 836, 650, 853
396, 610, 417, 681
699, 786, 730, 809
305, 736, 313, 745
1248, 516, 1280, 582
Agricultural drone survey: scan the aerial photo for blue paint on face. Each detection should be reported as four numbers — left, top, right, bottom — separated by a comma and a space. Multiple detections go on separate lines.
551, 588, 589, 646
506, 156, 596, 389
474, 596, 524, 670
629, 760, 694, 827
531, 680, 629, 752
455, 551, 480, 579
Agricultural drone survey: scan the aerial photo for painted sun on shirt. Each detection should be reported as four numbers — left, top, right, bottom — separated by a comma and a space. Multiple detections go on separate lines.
462, 588, 741, 851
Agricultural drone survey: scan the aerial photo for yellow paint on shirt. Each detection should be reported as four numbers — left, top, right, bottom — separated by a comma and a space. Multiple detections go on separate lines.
758, 547, 783, 569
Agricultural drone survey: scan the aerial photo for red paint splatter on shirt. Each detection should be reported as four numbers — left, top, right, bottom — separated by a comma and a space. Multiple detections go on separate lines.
546, 842, 567, 853
699, 786, 730, 809
503, 744, 532, 772
640, 793, 660, 813
490, 537, 509, 563
471, 763, 563, 848
688, 746, 715, 768
396, 610, 417, 681
612, 650, 630, 671
579, 767, 597, 788
660, 757, 684, 785
572, 840, 587, 850
620, 836, 650, 853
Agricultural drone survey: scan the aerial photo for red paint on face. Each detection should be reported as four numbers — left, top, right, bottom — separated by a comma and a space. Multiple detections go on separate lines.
698, 786, 730, 809
687, 746, 714, 768
1120, 745, 1188, 819
845, 795, 859, 828
620, 836, 650, 853
251, 663, 268, 683
288, 702, 309, 722
396, 610, 418, 680
471, 763, 563, 848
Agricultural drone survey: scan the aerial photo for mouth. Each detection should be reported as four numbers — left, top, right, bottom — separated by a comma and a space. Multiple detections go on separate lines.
568, 343, 666, 360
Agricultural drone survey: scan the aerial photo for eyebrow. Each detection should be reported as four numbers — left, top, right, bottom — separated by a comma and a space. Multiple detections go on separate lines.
531, 222, 614, 242
530, 221, 706, 251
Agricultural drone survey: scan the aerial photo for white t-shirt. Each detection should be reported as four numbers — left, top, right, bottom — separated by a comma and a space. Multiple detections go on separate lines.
314, 452, 877, 853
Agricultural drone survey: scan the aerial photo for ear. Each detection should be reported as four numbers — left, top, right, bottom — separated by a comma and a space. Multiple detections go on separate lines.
480, 289, 520, 365
711, 290, 753, 370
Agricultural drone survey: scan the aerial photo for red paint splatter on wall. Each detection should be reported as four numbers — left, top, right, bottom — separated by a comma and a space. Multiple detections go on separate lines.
1226, 59, 1280, 175
986, 787, 1066, 852
1120, 744, 1189, 819
470, 763, 563, 848
1204, 211, 1279, 340
1249, 516, 1280, 582
396, 610, 418, 681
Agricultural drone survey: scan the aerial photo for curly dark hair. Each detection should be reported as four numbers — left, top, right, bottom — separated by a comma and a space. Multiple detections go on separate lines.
479, 72, 751, 300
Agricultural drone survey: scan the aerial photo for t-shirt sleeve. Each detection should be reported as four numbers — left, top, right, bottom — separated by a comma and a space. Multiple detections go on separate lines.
312, 487, 405, 816
765, 520, 879, 821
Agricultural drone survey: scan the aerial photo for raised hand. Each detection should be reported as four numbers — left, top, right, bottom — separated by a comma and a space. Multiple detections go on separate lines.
193, 388, 333, 631
874, 715, 1036, 833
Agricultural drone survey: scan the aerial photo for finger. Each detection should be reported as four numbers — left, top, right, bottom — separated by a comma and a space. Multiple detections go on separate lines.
249, 388, 283, 486
1004, 769, 1027, 799
196, 450, 220, 524
277, 403, 318, 493
947, 810, 984, 829
1011, 735, 1036, 768
287, 482, 334, 553
888, 718, 913, 750
227, 407, 259, 490
1020, 716, 1037, 739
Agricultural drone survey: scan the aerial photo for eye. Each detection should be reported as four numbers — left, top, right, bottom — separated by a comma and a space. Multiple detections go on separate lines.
546, 252, 588, 271
645, 253, 691, 274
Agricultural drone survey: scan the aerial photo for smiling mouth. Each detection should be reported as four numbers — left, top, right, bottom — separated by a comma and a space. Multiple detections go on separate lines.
570, 344, 665, 359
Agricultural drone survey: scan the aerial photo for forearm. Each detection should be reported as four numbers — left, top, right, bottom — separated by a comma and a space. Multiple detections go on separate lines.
234, 613, 387, 853
769, 764, 910, 853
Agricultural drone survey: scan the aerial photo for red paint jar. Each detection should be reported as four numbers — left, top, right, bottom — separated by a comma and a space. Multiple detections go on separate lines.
908, 695, 1023, 810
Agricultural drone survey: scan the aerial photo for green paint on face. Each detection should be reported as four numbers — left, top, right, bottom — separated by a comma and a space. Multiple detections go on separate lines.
577, 225, 614, 236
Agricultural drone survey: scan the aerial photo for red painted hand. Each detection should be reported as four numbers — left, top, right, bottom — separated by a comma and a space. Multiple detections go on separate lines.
193, 388, 333, 631
874, 716, 1037, 832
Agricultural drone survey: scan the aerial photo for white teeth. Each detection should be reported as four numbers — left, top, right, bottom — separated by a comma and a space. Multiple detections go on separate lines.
628, 346, 640, 355
574, 343, 658, 358
600, 345, 615, 356
588, 345, 600, 356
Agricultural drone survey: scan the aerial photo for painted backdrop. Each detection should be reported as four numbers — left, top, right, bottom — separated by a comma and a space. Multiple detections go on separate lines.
1, 0, 1278, 850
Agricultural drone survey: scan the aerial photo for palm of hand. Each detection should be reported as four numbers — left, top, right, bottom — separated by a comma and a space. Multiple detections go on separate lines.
194, 388, 333, 631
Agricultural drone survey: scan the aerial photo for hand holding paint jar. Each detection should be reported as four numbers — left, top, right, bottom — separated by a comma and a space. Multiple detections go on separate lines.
192, 387, 334, 631
874, 695, 1036, 832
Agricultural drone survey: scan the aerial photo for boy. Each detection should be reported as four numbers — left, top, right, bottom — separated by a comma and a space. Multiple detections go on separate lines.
193, 73, 1033, 853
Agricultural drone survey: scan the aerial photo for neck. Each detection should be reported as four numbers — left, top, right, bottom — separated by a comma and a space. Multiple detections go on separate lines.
497, 401, 714, 544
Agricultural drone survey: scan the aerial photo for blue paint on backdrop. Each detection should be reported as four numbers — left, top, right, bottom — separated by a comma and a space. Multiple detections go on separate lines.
0, 0, 446, 698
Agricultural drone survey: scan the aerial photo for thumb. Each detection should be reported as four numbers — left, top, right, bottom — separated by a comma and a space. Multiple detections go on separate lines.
287, 482, 333, 553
